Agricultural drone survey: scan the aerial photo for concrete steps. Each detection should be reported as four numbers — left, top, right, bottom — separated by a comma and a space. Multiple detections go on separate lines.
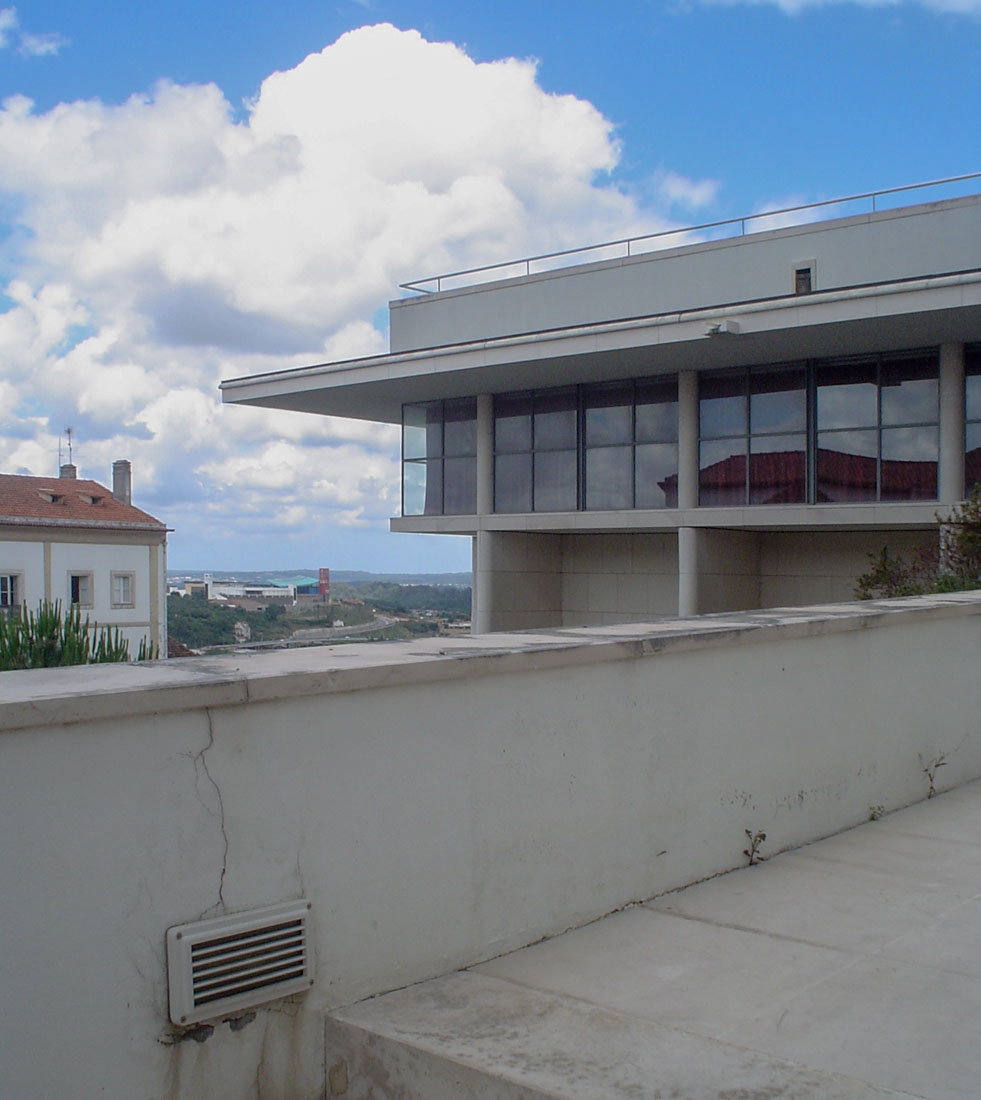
325, 968, 898, 1099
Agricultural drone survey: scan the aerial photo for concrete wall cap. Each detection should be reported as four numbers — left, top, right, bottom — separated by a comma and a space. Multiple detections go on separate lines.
3, 592, 980, 733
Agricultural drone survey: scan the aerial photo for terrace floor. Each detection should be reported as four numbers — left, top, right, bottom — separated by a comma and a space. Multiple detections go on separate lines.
326, 779, 981, 1098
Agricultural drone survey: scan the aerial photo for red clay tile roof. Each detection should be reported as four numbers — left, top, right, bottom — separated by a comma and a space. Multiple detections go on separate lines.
0, 474, 165, 529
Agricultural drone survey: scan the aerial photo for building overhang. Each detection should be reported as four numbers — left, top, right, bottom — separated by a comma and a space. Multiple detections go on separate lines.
221, 271, 981, 425
390, 499, 945, 537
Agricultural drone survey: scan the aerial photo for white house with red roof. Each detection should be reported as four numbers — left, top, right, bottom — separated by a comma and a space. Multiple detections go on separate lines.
0, 460, 167, 656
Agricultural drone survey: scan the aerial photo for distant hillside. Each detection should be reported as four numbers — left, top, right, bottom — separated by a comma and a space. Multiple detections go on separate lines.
331, 571, 471, 587
168, 569, 472, 587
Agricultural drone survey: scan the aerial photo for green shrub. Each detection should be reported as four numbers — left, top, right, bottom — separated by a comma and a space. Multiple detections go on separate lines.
856, 487, 981, 599
0, 600, 144, 670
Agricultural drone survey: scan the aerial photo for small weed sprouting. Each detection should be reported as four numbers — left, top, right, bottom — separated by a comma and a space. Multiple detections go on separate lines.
868, 805, 885, 821
743, 829, 767, 866
921, 753, 948, 799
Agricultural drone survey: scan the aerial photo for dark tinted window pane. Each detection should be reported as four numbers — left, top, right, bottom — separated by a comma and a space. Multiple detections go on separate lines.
636, 378, 678, 442
495, 394, 532, 453
534, 389, 577, 450
881, 426, 937, 500
534, 449, 577, 511
817, 361, 877, 430
750, 369, 806, 433
749, 434, 806, 504
585, 445, 632, 510
495, 453, 532, 512
443, 456, 476, 513
816, 429, 877, 502
967, 365, 981, 423
402, 459, 427, 515
636, 443, 678, 509
880, 356, 937, 426
584, 383, 632, 447
699, 439, 746, 506
443, 399, 477, 455
700, 373, 746, 438
966, 422, 981, 490
403, 403, 439, 460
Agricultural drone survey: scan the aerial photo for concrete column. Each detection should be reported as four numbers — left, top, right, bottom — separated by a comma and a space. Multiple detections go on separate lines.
678, 527, 699, 617
677, 370, 699, 511
938, 343, 965, 505
471, 535, 486, 635
476, 394, 493, 516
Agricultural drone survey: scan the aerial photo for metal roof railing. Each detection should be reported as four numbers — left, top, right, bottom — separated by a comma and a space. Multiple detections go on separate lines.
399, 171, 981, 297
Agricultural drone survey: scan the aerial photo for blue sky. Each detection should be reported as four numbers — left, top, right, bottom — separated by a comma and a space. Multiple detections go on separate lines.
0, 0, 978, 572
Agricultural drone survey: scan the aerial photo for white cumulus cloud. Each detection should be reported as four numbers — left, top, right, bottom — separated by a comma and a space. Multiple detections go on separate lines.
0, 23, 671, 565
0, 7, 67, 57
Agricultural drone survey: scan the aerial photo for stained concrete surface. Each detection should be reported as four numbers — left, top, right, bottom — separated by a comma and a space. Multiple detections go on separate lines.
327, 780, 981, 1098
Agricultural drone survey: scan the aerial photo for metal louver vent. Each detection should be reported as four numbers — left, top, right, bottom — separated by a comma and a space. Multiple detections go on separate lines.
167, 900, 314, 1025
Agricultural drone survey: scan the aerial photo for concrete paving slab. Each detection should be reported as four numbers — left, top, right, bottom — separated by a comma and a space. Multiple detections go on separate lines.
787, 823, 981, 895
645, 851, 966, 952
474, 907, 854, 1037
726, 952, 981, 1100
877, 895, 981, 978
325, 782, 981, 1099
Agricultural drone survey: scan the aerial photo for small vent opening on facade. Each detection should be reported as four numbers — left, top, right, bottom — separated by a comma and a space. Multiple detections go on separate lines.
794, 265, 813, 295
167, 900, 314, 1025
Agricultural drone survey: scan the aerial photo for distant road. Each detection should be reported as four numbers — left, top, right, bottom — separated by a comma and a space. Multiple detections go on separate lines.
198, 613, 401, 654
290, 614, 399, 641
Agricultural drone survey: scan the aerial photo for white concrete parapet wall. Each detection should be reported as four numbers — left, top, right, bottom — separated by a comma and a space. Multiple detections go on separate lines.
2, 593, 981, 1099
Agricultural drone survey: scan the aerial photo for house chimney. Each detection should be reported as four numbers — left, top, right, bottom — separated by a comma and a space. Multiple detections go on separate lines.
59, 463, 77, 479
112, 459, 132, 506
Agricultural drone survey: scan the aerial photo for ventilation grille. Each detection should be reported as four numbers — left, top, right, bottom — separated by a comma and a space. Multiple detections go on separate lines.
167, 900, 314, 1025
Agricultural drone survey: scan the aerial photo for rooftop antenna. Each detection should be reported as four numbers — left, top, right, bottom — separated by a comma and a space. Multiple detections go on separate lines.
65, 427, 74, 465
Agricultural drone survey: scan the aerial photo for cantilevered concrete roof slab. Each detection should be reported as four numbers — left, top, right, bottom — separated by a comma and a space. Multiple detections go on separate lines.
221, 273, 981, 424
221, 192, 981, 425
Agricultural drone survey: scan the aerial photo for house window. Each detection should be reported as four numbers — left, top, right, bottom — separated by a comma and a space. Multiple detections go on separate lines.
111, 572, 135, 608
69, 573, 93, 608
0, 574, 19, 609
402, 398, 477, 516
966, 345, 981, 493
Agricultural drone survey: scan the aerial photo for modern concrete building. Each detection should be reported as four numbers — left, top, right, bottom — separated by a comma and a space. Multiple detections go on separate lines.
222, 180, 981, 632
0, 460, 168, 655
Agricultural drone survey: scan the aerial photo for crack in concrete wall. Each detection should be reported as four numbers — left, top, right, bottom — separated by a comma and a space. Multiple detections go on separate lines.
188, 708, 228, 914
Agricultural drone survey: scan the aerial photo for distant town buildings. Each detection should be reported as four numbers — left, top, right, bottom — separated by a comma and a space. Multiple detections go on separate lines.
172, 570, 329, 610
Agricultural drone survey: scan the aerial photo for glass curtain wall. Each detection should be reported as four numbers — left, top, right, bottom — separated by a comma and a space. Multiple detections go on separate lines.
698, 351, 939, 506
699, 368, 806, 505
402, 398, 477, 516
493, 379, 679, 514
966, 345, 981, 492
494, 389, 577, 513
584, 378, 678, 509
816, 352, 938, 502
402, 349, 942, 517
